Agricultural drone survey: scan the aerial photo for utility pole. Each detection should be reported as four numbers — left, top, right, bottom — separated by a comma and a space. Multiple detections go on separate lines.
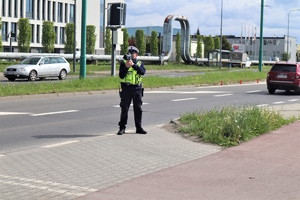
219, 0, 223, 70
73, 0, 76, 73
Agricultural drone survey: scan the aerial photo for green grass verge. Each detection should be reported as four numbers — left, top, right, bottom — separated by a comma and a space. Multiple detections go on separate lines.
179, 105, 297, 147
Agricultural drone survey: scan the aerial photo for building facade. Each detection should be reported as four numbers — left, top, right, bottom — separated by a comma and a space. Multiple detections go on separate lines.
0, 0, 123, 54
225, 35, 298, 62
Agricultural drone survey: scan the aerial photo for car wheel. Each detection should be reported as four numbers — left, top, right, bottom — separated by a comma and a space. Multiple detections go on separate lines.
268, 89, 275, 94
8, 78, 16, 82
28, 70, 37, 81
58, 69, 67, 80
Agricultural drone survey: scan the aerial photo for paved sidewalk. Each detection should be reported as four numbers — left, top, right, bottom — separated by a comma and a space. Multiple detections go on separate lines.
78, 121, 300, 200
0, 125, 221, 200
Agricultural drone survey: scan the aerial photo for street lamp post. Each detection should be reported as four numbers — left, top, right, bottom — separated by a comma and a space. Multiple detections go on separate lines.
73, 0, 76, 72
219, 0, 223, 70
258, 0, 264, 72
287, 9, 300, 61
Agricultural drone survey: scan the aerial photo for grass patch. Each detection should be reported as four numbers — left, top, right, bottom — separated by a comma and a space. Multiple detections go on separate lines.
178, 105, 297, 147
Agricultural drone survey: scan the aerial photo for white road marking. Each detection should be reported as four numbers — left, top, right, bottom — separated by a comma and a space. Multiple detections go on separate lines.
42, 140, 79, 148
113, 103, 149, 108
31, 110, 79, 117
288, 99, 299, 102
0, 154, 6, 157
196, 82, 265, 89
214, 94, 233, 97
0, 112, 30, 116
257, 104, 269, 107
145, 91, 228, 94
273, 101, 285, 104
171, 98, 197, 102
0, 174, 97, 196
246, 90, 262, 93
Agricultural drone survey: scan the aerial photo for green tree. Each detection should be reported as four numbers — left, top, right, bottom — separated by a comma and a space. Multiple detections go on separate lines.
196, 35, 202, 58
150, 30, 158, 56
104, 28, 111, 55
17, 18, 31, 52
222, 36, 232, 51
214, 36, 220, 50
0, 17, 3, 52
42, 21, 56, 53
120, 28, 129, 55
175, 32, 181, 63
203, 35, 214, 58
64, 23, 75, 53
282, 51, 290, 61
135, 30, 146, 55
197, 27, 200, 36
86, 25, 97, 54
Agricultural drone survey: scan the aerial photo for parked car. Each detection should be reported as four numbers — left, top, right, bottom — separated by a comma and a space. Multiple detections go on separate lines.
3, 56, 71, 81
267, 62, 300, 94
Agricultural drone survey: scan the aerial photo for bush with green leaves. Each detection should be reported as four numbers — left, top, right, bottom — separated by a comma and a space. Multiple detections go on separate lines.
17, 18, 31, 52
104, 28, 111, 55
64, 23, 75, 53
42, 21, 56, 53
135, 30, 146, 55
86, 25, 97, 54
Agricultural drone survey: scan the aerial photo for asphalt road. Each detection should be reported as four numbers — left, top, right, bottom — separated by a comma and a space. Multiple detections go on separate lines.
1, 82, 299, 155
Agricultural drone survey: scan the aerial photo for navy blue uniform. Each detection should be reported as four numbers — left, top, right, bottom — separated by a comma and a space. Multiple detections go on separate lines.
118, 59, 146, 130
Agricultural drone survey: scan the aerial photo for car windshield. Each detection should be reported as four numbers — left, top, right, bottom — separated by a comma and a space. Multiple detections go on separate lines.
271, 64, 297, 72
21, 57, 41, 65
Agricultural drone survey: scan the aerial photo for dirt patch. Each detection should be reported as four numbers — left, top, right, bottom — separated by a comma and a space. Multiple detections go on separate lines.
161, 119, 203, 143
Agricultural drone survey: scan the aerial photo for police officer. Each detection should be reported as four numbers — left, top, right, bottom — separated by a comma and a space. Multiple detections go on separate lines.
117, 46, 147, 135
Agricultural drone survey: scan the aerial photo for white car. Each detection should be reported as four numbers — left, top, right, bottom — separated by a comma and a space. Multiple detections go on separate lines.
3, 56, 71, 81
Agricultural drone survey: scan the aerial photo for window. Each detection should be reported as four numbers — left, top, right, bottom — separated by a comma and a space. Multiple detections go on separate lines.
11, 22, 17, 42
65, 3, 68, 22
31, 24, 34, 43
264, 40, 267, 45
273, 40, 276, 45
50, 57, 59, 64
20, 0, 23, 17
36, 25, 40, 43
2, 22, 7, 41
2, 0, 5, 16
37, 0, 40, 20
69, 4, 74, 22
54, 26, 57, 44
59, 27, 64, 44
47, 1, 50, 21
14, 0, 18, 17
42, 0, 45, 20
57, 2, 62, 22
52, 1, 55, 21
26, 0, 34, 19
8, 0, 11, 17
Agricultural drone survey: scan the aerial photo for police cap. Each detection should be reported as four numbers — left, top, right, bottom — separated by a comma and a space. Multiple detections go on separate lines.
128, 46, 139, 54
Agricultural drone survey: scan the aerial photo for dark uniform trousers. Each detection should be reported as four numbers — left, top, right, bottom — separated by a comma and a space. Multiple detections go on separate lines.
118, 88, 143, 130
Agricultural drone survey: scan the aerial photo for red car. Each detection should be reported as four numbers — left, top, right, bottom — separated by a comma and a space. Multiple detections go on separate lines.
267, 62, 300, 94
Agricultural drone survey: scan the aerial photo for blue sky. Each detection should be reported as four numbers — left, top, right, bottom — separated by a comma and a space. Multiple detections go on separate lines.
125, 0, 300, 44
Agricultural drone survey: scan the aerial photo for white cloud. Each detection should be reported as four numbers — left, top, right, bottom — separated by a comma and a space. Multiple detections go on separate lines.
125, 0, 300, 42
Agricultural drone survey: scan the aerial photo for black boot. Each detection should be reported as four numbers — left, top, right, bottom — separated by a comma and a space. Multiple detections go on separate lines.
136, 128, 147, 134
117, 128, 125, 135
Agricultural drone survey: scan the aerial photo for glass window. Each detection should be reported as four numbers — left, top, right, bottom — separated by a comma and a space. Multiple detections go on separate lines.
59, 27, 64, 44
65, 3, 68, 22
47, 1, 50, 21
69, 4, 74, 22
57, 2, 62, 22
11, 22, 17, 42
100, 0, 105, 48
2, 0, 6, 16
36, 25, 40, 43
14, 0, 18, 17
57, 57, 66, 63
54, 26, 57, 44
8, 0, 11, 17
52, 1, 55, 21
26, 0, 34, 19
2, 22, 7, 41
37, 0, 40, 20
42, 0, 45, 20
20, 0, 23, 17
50, 57, 59, 64
31, 24, 34, 43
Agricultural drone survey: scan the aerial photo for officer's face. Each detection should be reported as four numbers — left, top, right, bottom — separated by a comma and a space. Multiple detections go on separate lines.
130, 52, 138, 59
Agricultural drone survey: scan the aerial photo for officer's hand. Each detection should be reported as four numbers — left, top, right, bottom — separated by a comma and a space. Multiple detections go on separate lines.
125, 60, 131, 68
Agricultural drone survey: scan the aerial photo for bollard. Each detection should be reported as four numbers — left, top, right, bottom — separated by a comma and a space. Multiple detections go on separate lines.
221, 81, 223, 85
257, 79, 259, 83
240, 80, 242, 84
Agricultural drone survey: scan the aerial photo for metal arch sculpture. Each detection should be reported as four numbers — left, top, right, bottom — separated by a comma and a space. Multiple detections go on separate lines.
162, 15, 195, 64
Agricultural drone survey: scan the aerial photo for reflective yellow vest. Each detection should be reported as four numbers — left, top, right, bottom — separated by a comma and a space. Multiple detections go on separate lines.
120, 60, 142, 85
